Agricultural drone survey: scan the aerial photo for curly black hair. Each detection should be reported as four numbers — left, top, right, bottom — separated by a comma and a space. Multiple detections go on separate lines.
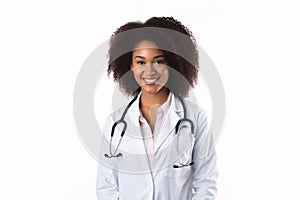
107, 17, 199, 97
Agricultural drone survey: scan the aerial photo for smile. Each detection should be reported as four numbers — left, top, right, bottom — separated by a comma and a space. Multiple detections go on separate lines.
141, 77, 160, 84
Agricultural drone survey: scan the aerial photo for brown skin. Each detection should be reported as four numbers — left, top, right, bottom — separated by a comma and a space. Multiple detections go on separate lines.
131, 40, 170, 132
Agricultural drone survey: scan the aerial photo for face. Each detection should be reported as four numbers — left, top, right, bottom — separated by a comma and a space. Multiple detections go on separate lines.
131, 40, 169, 95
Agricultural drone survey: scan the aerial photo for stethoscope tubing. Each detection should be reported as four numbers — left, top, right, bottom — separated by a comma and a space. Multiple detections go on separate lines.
104, 93, 195, 167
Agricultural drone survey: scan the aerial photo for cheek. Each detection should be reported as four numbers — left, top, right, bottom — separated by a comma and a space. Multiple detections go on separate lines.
165, 69, 169, 78
132, 70, 142, 83
161, 68, 169, 80
155, 68, 169, 86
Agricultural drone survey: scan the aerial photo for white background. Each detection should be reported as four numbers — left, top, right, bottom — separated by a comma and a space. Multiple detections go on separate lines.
1, 0, 299, 199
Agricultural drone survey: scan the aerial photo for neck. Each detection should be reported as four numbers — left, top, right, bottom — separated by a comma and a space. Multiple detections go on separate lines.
140, 88, 170, 109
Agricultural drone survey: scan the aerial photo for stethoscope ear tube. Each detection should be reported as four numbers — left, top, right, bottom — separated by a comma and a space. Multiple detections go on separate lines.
105, 120, 127, 158
175, 95, 194, 134
105, 93, 195, 165
173, 161, 194, 168
175, 118, 194, 134
105, 96, 138, 158
104, 152, 123, 158
111, 120, 127, 137
111, 123, 117, 137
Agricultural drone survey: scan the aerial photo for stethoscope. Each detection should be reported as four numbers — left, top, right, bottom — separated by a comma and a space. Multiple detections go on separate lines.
104, 93, 195, 168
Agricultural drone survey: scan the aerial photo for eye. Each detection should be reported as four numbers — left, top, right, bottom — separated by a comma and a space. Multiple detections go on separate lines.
153, 59, 166, 65
136, 61, 145, 65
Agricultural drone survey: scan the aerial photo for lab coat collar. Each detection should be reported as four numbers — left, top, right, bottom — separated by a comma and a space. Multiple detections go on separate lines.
127, 91, 183, 127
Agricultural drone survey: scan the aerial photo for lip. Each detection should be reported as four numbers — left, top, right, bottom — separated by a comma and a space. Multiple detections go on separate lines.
141, 77, 160, 85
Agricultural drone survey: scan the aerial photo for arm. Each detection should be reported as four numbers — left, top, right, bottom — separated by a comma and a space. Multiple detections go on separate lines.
96, 115, 119, 200
192, 109, 218, 200
96, 162, 119, 200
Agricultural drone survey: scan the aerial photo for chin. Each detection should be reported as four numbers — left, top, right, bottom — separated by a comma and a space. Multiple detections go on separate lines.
141, 85, 166, 94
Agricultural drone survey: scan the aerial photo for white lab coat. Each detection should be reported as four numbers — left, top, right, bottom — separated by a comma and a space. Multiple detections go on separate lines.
96, 93, 218, 200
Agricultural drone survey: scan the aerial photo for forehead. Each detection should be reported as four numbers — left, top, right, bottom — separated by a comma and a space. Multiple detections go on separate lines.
132, 40, 164, 56
134, 40, 159, 49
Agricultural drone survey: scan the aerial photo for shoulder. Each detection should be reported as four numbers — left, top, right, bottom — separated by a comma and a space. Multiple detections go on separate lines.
173, 95, 207, 120
102, 106, 127, 133
109, 106, 127, 120
103, 96, 139, 128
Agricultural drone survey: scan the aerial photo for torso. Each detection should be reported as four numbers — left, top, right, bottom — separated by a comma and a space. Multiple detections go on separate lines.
140, 105, 160, 133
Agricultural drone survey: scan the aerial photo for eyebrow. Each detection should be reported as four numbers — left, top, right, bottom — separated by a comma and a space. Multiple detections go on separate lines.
134, 55, 165, 59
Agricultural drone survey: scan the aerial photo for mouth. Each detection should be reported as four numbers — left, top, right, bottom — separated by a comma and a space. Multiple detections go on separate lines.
141, 77, 160, 85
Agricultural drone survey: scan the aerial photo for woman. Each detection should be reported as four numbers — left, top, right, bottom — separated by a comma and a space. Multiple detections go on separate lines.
97, 17, 218, 200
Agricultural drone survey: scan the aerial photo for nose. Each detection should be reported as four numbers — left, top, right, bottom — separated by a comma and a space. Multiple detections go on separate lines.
144, 63, 156, 76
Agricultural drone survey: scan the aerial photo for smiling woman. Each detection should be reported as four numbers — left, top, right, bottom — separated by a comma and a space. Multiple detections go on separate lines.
107, 17, 199, 98
131, 40, 170, 131
97, 17, 218, 200
131, 40, 169, 95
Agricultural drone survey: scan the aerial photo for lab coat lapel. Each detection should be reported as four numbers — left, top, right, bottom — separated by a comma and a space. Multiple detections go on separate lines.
124, 93, 147, 155
154, 94, 183, 154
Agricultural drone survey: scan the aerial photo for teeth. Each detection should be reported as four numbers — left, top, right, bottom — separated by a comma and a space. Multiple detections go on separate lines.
143, 78, 158, 84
